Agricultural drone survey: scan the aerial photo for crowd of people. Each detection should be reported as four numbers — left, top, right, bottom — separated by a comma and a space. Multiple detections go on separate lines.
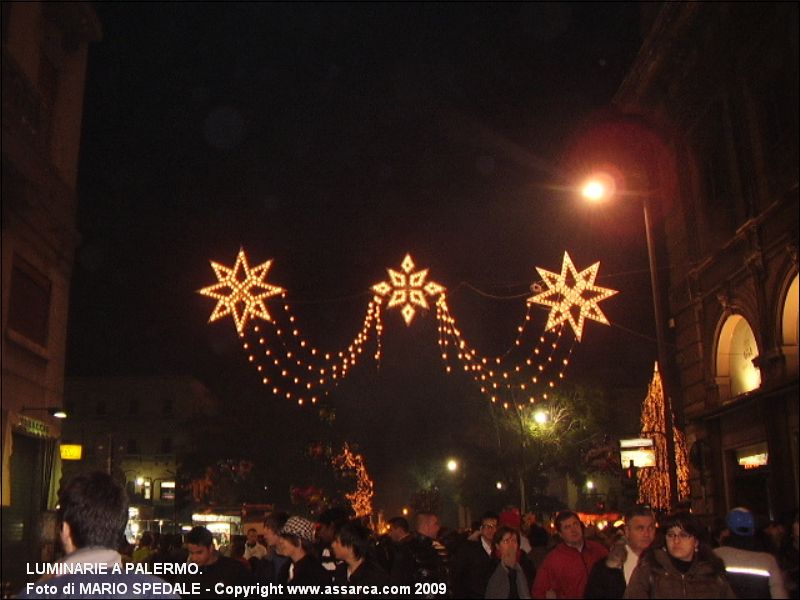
16, 471, 800, 599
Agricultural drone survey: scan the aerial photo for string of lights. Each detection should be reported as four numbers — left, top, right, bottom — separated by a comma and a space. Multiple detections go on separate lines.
332, 443, 374, 518
199, 248, 617, 409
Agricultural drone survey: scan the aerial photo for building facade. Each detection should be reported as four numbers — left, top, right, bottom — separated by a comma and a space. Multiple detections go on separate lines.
1, 2, 101, 591
62, 376, 221, 535
613, 3, 798, 519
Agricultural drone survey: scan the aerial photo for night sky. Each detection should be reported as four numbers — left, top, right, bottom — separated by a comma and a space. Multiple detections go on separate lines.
66, 3, 656, 514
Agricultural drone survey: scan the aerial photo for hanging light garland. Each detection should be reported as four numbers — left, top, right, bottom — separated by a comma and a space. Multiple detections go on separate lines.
199, 248, 617, 408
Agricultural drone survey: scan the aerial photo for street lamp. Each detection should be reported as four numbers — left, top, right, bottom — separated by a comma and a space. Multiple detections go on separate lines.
446, 459, 459, 473
581, 173, 679, 507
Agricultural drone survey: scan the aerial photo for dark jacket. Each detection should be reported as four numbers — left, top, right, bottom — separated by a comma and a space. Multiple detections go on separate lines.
290, 554, 332, 588
332, 560, 389, 596
451, 539, 497, 598
623, 546, 736, 599
585, 561, 627, 599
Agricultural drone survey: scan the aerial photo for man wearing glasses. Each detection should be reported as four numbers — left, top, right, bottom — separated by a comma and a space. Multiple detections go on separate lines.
452, 511, 500, 598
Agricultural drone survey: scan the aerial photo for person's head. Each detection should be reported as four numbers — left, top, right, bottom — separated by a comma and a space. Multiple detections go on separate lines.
57, 471, 129, 554
727, 507, 756, 537
186, 526, 217, 566
662, 513, 703, 562
231, 538, 246, 559
264, 511, 290, 547
332, 520, 371, 564
624, 505, 656, 555
478, 511, 500, 545
494, 526, 520, 565
555, 511, 585, 548
416, 512, 440, 539
246, 528, 259, 545
316, 507, 352, 545
278, 516, 316, 562
388, 517, 410, 543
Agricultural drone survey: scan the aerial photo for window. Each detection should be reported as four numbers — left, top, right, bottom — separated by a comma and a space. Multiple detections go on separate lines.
716, 314, 761, 399
7, 256, 51, 347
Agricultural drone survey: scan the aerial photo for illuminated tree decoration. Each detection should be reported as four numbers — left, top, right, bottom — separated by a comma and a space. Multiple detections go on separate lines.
527, 251, 617, 342
637, 363, 690, 510
199, 248, 284, 334
332, 443, 374, 518
372, 253, 445, 325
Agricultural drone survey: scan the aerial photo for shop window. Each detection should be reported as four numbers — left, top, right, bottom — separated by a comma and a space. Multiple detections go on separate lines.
716, 314, 761, 400
7, 256, 51, 347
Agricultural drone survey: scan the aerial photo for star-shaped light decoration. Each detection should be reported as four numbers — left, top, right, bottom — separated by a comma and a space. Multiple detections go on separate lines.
198, 248, 284, 334
372, 253, 445, 325
528, 251, 618, 341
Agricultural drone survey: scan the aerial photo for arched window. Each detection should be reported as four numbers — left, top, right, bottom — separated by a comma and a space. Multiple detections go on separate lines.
716, 314, 761, 400
781, 274, 799, 376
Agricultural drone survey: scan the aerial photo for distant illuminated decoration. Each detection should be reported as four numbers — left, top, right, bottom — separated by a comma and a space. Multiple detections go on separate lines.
199, 248, 284, 334
332, 443, 374, 518
372, 254, 445, 325
528, 252, 617, 341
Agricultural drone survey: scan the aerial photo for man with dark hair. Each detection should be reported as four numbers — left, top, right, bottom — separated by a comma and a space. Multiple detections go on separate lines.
531, 510, 607, 599
315, 507, 352, 573
452, 511, 500, 598
243, 527, 268, 560
585, 505, 656, 598
331, 520, 388, 587
715, 507, 788, 599
17, 471, 179, 598
181, 525, 251, 597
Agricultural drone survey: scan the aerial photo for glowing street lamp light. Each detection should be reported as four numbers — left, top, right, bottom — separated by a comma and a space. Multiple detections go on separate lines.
580, 170, 679, 507
586, 480, 595, 490
446, 459, 459, 473
533, 410, 549, 425
496, 481, 504, 490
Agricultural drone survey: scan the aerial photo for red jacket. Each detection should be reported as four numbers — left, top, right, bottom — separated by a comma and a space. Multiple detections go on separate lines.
532, 540, 608, 599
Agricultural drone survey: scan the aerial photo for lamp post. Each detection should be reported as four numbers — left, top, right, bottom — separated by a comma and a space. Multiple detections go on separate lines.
581, 175, 679, 508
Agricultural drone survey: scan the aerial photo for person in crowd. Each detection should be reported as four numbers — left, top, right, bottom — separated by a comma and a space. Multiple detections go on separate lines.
522, 513, 550, 570
17, 471, 179, 599
133, 531, 155, 563
277, 516, 331, 586
230, 538, 252, 571
764, 520, 787, 557
182, 525, 251, 597
452, 511, 500, 598
414, 511, 452, 591
531, 510, 607, 599
331, 520, 389, 587
779, 512, 799, 599
243, 527, 268, 560
387, 516, 417, 587
258, 511, 291, 585
714, 507, 788, 599
585, 505, 657, 598
315, 507, 352, 573
624, 512, 736, 599
485, 526, 532, 599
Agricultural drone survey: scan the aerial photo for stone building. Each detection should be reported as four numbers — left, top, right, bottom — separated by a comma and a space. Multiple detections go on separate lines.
62, 376, 220, 534
610, 3, 798, 519
1, 1, 101, 590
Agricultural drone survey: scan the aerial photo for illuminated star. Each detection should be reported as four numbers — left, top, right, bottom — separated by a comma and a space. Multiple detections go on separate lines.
198, 248, 284, 334
372, 253, 445, 325
528, 251, 617, 341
